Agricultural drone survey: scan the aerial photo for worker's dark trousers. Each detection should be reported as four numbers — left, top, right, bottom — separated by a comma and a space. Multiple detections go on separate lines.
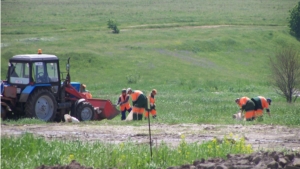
133, 113, 143, 120
121, 107, 132, 120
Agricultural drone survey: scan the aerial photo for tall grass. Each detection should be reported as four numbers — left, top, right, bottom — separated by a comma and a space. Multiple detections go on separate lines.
1, 133, 253, 169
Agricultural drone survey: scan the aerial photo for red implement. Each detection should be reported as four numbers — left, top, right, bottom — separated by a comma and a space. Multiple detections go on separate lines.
65, 84, 120, 121
87, 98, 120, 120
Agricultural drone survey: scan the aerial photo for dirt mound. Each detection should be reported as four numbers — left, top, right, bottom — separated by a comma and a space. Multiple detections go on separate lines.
169, 151, 300, 169
36, 151, 300, 169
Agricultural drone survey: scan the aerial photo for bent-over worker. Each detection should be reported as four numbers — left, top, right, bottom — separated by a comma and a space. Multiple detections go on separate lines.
145, 89, 157, 119
127, 88, 148, 120
251, 96, 272, 118
117, 89, 132, 120
235, 97, 256, 121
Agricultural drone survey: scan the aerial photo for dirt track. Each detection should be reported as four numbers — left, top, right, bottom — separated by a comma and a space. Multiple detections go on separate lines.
1, 123, 300, 152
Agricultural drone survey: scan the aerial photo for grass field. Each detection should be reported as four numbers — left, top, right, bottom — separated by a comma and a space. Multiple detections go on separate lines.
1, 0, 300, 126
2, 0, 300, 168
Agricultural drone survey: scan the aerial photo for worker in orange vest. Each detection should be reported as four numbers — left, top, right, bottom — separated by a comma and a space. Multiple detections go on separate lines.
251, 96, 271, 118
126, 88, 148, 120
144, 89, 157, 119
80, 84, 92, 99
235, 97, 256, 121
117, 89, 132, 120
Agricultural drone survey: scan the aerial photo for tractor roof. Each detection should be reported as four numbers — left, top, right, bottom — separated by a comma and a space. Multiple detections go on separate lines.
10, 54, 59, 62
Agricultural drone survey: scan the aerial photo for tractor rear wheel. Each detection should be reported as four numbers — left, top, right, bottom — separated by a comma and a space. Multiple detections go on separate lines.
75, 102, 94, 121
25, 88, 57, 122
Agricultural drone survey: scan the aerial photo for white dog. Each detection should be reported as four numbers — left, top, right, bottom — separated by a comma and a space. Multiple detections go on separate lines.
64, 114, 80, 123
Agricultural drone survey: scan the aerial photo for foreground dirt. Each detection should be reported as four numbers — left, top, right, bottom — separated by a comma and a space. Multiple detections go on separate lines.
36, 151, 300, 169
2, 123, 300, 169
1, 123, 300, 151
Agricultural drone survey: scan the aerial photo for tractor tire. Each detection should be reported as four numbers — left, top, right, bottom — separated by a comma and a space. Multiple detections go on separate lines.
75, 101, 94, 121
25, 88, 57, 122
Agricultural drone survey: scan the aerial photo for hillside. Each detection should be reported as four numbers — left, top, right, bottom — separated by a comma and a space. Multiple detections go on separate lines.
1, 0, 300, 125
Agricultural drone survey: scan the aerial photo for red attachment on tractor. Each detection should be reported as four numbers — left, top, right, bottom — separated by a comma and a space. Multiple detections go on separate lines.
65, 84, 120, 120
87, 98, 120, 120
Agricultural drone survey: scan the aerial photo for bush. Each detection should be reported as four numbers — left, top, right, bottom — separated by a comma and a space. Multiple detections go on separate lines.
289, 2, 300, 39
269, 47, 300, 103
126, 74, 140, 84
107, 19, 120, 34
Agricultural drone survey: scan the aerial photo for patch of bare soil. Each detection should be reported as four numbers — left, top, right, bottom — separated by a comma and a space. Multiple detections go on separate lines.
3, 123, 300, 169
169, 151, 300, 169
36, 151, 300, 169
1, 123, 300, 151
35, 152, 300, 169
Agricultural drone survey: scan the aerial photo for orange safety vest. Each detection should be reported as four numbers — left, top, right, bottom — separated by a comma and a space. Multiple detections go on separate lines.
82, 92, 92, 99
238, 97, 250, 108
149, 95, 155, 104
131, 90, 143, 102
255, 96, 269, 116
119, 94, 130, 110
258, 96, 269, 109
238, 97, 255, 119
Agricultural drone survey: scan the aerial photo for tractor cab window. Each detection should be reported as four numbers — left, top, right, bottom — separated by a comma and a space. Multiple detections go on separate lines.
33, 62, 48, 83
8, 62, 30, 84
32, 62, 59, 83
47, 63, 59, 82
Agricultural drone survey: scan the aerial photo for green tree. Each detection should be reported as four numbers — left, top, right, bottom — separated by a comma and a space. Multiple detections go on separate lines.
107, 19, 120, 34
289, 2, 300, 39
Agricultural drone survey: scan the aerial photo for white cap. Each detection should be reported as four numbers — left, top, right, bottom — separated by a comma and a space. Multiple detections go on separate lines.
126, 88, 132, 94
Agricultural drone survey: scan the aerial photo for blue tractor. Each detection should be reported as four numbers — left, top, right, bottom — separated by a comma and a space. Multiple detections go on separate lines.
1, 50, 119, 121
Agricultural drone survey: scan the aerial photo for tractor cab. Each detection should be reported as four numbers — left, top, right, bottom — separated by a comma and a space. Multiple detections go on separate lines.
1, 51, 62, 121
7, 54, 61, 95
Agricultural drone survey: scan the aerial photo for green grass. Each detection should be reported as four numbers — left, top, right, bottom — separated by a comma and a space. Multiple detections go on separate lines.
1, 133, 253, 169
1, 0, 300, 169
1, 0, 300, 126
0, 0, 296, 34
0, 118, 47, 125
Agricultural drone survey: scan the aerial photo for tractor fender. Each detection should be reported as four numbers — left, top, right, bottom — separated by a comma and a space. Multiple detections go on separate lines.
74, 98, 86, 109
70, 99, 86, 117
19, 84, 51, 102
19, 86, 36, 102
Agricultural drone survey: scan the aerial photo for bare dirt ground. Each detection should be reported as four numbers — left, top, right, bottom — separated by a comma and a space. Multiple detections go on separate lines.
2, 123, 300, 169
1, 123, 300, 152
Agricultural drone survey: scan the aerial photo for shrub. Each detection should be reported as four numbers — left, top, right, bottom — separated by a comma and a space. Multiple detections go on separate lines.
126, 74, 140, 84
107, 19, 120, 34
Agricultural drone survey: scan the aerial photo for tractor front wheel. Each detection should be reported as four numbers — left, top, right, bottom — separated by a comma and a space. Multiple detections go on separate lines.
75, 102, 94, 121
25, 88, 57, 122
